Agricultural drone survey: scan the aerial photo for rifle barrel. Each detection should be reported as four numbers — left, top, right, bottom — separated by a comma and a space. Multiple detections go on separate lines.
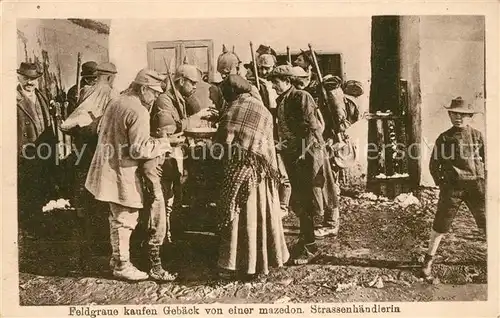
308, 43, 341, 140
75, 53, 81, 102
249, 42, 260, 91
308, 43, 323, 82
163, 57, 186, 118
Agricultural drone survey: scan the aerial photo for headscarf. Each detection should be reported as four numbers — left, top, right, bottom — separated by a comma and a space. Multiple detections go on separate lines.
219, 73, 252, 102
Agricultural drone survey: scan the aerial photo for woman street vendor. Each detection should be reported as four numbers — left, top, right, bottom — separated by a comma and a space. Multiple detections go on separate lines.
213, 74, 289, 280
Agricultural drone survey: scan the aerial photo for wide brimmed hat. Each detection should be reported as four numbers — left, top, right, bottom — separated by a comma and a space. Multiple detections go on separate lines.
444, 97, 477, 114
17, 62, 43, 79
80, 61, 98, 77
133, 68, 165, 93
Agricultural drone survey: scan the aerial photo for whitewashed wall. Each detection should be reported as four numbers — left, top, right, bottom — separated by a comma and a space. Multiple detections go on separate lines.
419, 16, 485, 186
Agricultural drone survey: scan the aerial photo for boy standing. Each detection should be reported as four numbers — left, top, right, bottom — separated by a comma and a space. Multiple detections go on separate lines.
422, 97, 486, 279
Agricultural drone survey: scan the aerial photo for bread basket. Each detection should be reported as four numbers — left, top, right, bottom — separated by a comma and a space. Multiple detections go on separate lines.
184, 127, 217, 139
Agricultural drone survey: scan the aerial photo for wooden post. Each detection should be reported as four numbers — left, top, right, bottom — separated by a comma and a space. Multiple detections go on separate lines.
367, 16, 401, 196
398, 16, 422, 194
368, 16, 422, 198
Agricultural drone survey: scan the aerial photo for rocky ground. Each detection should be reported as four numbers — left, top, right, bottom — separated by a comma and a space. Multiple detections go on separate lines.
18, 187, 487, 305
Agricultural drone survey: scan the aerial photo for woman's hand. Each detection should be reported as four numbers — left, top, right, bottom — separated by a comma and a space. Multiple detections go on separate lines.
168, 132, 186, 146
194, 107, 219, 120
156, 125, 177, 138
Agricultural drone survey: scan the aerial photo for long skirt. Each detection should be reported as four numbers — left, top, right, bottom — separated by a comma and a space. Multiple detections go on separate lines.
217, 179, 290, 275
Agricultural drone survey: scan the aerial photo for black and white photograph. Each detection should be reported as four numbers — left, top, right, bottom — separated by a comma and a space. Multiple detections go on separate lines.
2, 1, 499, 317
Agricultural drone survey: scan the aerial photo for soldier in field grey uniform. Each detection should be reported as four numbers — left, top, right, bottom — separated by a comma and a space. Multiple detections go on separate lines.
85, 68, 172, 281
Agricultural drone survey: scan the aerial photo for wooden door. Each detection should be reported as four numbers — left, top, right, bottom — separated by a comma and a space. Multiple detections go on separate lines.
147, 40, 214, 81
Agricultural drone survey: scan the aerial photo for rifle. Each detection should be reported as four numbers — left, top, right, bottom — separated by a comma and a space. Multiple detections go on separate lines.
163, 56, 186, 118
75, 53, 81, 103
308, 43, 342, 143
286, 46, 292, 65
249, 42, 260, 91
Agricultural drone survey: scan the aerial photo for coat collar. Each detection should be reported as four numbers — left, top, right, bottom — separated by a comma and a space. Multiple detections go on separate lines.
276, 85, 295, 105
17, 85, 38, 124
17, 85, 52, 129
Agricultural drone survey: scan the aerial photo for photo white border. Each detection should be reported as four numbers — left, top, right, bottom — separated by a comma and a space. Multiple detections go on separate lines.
2, 1, 499, 317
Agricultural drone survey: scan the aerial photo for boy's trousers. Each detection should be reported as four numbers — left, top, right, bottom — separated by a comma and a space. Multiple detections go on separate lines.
432, 179, 486, 233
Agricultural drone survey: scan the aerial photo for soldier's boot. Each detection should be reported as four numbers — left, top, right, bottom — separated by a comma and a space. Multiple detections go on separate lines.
148, 244, 177, 282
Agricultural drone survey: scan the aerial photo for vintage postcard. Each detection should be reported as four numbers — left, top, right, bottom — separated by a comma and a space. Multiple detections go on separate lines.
1, 1, 499, 317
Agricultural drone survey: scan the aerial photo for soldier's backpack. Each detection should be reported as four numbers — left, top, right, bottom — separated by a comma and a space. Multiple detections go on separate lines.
344, 95, 360, 125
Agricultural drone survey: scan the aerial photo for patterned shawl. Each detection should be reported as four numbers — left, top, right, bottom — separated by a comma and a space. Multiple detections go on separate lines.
214, 90, 280, 229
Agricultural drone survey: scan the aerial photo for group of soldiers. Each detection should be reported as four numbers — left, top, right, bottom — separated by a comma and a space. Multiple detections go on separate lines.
17, 43, 365, 281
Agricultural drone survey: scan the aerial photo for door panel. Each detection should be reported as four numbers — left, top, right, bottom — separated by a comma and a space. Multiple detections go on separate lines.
152, 47, 177, 74
148, 40, 214, 81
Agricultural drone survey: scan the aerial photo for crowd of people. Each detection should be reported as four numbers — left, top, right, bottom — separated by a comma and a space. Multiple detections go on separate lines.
17, 43, 486, 284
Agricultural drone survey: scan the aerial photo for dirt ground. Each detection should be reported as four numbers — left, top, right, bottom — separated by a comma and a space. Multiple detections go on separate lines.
18, 187, 487, 305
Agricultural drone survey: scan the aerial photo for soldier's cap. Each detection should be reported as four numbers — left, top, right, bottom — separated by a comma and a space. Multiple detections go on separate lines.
132, 68, 165, 93
291, 66, 310, 78
96, 62, 117, 75
268, 65, 295, 79
257, 54, 276, 68
217, 52, 240, 74
81, 61, 98, 77
174, 64, 199, 83
444, 97, 478, 114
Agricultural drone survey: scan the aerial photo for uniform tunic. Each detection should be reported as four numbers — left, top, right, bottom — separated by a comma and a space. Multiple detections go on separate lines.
85, 93, 171, 209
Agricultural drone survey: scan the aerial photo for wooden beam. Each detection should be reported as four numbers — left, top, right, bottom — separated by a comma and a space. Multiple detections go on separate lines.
398, 16, 422, 191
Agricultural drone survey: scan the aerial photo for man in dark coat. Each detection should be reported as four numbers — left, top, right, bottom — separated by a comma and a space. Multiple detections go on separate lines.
268, 65, 328, 265
17, 62, 57, 232
293, 50, 343, 238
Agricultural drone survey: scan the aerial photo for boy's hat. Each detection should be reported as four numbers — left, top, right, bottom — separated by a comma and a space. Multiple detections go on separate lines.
444, 97, 477, 114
